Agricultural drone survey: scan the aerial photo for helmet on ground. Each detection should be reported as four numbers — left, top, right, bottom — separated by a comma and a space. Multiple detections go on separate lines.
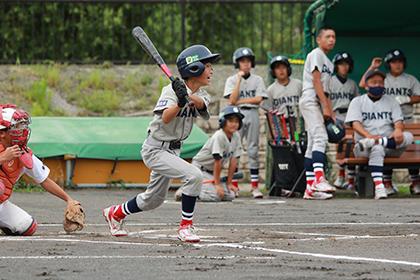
0, 104, 31, 147
233, 47, 255, 69
384, 49, 407, 71
325, 119, 345, 143
269, 55, 292, 78
219, 106, 244, 130
332, 52, 354, 73
176, 45, 221, 79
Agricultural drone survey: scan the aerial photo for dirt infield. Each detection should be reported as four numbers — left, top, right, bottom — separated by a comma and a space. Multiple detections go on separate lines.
2, 189, 420, 280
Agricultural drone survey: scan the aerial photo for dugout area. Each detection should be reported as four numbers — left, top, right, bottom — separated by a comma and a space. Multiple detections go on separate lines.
306, 0, 420, 83
26, 117, 209, 187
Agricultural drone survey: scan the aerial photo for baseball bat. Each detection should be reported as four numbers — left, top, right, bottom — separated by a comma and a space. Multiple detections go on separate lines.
132, 26, 195, 108
203, 172, 244, 184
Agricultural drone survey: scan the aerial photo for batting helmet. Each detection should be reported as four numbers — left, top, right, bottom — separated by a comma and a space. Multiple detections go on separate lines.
269, 56, 292, 78
384, 49, 407, 71
233, 47, 255, 69
218, 106, 244, 130
332, 52, 354, 73
0, 104, 31, 147
325, 119, 345, 144
176, 45, 221, 79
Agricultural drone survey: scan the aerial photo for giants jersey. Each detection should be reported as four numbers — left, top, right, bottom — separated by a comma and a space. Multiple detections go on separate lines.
302, 47, 333, 96
223, 73, 267, 109
192, 130, 243, 172
345, 94, 404, 142
330, 75, 360, 111
384, 73, 420, 119
260, 78, 302, 118
147, 83, 211, 142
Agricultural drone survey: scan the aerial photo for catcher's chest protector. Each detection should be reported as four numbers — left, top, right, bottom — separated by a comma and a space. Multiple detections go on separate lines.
0, 143, 33, 203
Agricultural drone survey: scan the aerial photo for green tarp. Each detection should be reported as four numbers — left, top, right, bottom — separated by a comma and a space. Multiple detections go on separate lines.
314, 0, 420, 84
27, 117, 209, 160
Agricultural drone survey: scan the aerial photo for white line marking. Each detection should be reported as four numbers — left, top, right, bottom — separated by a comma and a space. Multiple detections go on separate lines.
2, 236, 420, 267
195, 243, 420, 267
0, 255, 275, 260
36, 222, 420, 227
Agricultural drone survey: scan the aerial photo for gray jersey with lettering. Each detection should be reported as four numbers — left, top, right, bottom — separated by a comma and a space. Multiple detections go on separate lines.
345, 94, 403, 142
302, 47, 334, 97
147, 83, 210, 142
260, 78, 302, 118
192, 129, 243, 171
223, 73, 268, 109
330, 75, 360, 111
384, 73, 420, 119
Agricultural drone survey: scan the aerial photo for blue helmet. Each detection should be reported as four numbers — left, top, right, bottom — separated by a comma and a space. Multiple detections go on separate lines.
332, 52, 354, 73
384, 49, 407, 71
219, 106, 244, 130
233, 47, 255, 69
176, 45, 221, 79
269, 55, 292, 78
325, 119, 346, 143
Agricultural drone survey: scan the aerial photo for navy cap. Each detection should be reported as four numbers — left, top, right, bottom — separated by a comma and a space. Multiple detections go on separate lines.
365, 68, 386, 82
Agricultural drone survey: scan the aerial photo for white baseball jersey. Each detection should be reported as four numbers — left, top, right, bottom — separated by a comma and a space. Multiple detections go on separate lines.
302, 47, 334, 96
384, 73, 420, 119
260, 78, 302, 118
345, 94, 404, 142
147, 83, 211, 141
223, 73, 268, 109
330, 75, 360, 121
192, 129, 243, 171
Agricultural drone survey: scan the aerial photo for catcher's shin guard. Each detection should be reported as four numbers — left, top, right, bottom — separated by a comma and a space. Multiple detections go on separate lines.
1, 218, 37, 236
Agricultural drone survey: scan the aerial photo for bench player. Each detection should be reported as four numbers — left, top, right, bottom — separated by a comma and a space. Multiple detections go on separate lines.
103, 45, 221, 242
359, 49, 420, 195
330, 52, 360, 190
347, 68, 413, 199
224, 47, 268, 198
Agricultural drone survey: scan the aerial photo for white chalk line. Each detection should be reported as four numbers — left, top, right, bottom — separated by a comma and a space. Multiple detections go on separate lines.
2, 234, 420, 267
36, 222, 420, 227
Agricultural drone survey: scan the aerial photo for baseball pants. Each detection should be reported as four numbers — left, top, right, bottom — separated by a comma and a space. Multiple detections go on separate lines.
299, 92, 328, 159
0, 200, 36, 235
138, 135, 203, 211
353, 132, 413, 166
238, 108, 260, 169
196, 169, 235, 202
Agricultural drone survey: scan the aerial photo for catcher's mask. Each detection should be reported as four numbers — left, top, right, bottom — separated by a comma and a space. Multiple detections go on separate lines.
0, 104, 31, 147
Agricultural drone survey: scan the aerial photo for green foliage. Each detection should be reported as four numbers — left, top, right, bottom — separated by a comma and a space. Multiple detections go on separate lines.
26, 79, 52, 116
79, 89, 121, 116
13, 180, 45, 193
0, 1, 310, 63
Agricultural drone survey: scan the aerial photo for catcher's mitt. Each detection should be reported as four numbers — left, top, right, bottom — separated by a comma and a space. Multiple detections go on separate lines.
63, 200, 85, 233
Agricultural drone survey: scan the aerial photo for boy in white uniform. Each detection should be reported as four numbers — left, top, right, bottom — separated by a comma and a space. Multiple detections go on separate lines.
175, 106, 244, 202
224, 47, 268, 198
330, 52, 360, 190
260, 55, 302, 117
359, 49, 420, 195
103, 45, 221, 242
346, 68, 413, 199
299, 26, 337, 200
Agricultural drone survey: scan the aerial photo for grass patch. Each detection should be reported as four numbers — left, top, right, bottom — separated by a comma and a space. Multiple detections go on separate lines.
13, 180, 45, 193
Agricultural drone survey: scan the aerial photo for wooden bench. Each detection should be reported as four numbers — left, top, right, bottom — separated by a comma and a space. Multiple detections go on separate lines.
336, 123, 420, 197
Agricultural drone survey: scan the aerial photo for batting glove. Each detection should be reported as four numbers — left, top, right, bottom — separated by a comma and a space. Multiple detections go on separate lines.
395, 96, 411, 105
172, 78, 188, 108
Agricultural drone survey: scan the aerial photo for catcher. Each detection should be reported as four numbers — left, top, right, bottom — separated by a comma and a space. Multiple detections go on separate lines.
0, 104, 84, 235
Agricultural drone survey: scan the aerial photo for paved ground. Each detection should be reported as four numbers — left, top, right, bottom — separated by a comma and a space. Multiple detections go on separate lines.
2, 188, 420, 280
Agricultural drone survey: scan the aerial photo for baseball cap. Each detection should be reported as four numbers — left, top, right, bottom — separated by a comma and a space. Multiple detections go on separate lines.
365, 68, 386, 82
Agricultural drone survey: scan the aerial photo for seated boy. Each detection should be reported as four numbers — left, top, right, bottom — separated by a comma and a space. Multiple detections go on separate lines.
345, 69, 413, 199
175, 106, 244, 202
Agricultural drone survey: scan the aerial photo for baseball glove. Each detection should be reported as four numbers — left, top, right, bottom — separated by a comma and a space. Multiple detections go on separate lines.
63, 200, 85, 233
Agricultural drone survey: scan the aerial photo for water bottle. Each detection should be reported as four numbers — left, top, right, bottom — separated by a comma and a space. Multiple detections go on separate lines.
415, 140, 420, 158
